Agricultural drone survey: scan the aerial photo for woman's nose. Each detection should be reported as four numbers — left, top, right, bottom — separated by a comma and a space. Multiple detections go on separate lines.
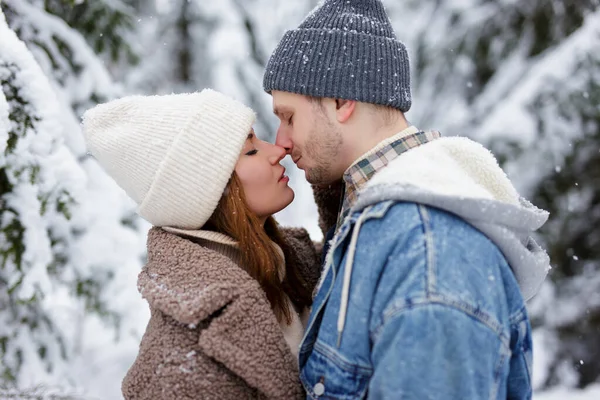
267, 143, 286, 164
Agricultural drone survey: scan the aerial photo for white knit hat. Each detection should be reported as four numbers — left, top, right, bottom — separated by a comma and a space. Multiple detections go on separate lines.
82, 89, 256, 229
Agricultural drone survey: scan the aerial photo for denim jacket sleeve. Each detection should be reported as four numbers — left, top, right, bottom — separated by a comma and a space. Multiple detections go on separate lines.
365, 204, 513, 400
368, 303, 507, 400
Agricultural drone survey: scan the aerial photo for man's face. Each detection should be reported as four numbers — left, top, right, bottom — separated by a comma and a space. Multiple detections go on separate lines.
272, 91, 344, 185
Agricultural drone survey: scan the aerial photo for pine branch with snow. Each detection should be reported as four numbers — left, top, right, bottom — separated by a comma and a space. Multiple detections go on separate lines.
0, 2, 147, 393
0, 10, 85, 382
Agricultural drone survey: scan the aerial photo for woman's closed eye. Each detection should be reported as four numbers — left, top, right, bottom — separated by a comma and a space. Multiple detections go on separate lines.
245, 149, 258, 156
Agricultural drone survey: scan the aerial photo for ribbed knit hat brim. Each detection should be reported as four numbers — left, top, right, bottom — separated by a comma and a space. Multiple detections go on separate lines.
264, 28, 411, 110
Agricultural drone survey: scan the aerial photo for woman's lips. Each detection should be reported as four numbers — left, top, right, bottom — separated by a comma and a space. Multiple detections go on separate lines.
278, 167, 288, 183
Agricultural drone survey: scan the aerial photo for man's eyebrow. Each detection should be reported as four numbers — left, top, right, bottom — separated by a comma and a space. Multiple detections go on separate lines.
273, 107, 291, 117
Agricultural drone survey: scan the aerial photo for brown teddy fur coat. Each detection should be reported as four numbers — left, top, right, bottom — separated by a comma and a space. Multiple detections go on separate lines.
122, 227, 320, 400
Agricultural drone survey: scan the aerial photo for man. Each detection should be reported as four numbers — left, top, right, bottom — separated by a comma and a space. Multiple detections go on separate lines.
263, 0, 550, 399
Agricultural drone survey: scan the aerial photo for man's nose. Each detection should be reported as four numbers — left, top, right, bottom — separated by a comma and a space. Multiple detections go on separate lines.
275, 127, 292, 154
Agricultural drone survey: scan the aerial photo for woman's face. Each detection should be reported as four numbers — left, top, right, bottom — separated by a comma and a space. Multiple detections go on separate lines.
235, 130, 294, 220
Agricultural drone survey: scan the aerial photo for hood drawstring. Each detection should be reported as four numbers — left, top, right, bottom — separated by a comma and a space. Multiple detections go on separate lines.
337, 208, 370, 348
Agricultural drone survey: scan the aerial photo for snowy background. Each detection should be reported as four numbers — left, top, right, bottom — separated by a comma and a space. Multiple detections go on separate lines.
1, 0, 599, 398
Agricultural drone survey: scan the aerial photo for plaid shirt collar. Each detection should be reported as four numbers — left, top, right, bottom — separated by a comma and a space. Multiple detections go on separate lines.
337, 126, 441, 229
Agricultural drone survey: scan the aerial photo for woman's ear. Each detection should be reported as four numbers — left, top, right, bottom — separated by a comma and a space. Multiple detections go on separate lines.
335, 99, 357, 123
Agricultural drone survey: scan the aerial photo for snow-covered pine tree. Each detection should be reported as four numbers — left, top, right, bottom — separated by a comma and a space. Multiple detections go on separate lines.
1, 0, 148, 394
211, 0, 321, 140
126, 0, 215, 95
526, 25, 600, 389
128, 0, 323, 139
0, 5, 88, 385
3, 0, 136, 153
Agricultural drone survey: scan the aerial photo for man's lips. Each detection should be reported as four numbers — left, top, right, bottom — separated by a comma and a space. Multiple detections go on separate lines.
292, 156, 302, 168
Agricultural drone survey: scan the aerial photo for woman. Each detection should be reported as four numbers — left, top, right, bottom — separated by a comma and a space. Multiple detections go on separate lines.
82, 90, 321, 399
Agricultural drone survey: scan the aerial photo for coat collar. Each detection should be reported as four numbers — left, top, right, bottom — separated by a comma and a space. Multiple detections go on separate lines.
138, 227, 254, 325
352, 137, 550, 301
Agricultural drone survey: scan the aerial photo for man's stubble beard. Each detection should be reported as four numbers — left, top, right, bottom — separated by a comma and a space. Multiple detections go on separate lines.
303, 113, 343, 185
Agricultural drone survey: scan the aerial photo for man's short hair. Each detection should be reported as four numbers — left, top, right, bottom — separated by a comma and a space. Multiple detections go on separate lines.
307, 96, 323, 106
368, 103, 402, 125
307, 96, 402, 125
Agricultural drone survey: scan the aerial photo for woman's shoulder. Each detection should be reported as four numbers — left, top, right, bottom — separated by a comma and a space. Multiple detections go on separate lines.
137, 227, 261, 325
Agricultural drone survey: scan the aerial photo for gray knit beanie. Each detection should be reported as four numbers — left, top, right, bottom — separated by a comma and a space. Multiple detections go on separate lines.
263, 0, 411, 112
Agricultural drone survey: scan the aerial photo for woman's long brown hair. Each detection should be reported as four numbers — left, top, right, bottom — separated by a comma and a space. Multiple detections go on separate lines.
205, 173, 312, 324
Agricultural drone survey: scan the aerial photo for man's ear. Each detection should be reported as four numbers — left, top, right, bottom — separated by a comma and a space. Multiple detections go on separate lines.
335, 99, 356, 123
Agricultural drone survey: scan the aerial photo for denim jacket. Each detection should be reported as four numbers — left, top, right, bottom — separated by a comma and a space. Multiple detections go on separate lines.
300, 137, 550, 399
